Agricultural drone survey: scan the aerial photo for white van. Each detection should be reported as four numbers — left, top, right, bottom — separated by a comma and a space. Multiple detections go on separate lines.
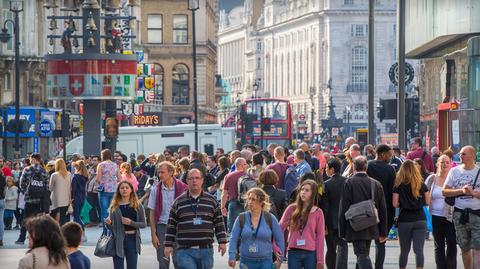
65, 124, 235, 156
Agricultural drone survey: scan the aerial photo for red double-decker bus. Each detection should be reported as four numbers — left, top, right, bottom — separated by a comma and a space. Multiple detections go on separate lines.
237, 98, 292, 148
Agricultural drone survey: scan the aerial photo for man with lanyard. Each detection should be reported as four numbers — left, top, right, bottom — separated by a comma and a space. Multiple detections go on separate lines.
443, 146, 480, 269
148, 161, 188, 269
164, 169, 227, 269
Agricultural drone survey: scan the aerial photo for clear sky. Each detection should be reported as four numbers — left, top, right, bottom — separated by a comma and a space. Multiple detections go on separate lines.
218, 0, 244, 13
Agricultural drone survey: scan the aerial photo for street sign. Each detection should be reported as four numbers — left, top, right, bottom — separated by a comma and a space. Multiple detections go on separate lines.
298, 114, 306, 121
332, 127, 339, 136
39, 119, 53, 136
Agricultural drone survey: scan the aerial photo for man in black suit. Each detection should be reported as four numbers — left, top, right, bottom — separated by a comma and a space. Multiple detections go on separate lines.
367, 144, 397, 269
324, 158, 348, 269
339, 156, 388, 269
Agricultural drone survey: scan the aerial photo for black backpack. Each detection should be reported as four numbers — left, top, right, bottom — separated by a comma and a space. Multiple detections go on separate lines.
27, 170, 47, 199
237, 175, 258, 203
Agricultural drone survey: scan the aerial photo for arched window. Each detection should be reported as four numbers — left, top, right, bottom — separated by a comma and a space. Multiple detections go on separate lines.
351, 46, 367, 91
154, 64, 164, 105
172, 64, 189, 105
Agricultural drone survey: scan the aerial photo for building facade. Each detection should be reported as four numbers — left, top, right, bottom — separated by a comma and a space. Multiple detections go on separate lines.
218, 0, 398, 141
140, 0, 220, 125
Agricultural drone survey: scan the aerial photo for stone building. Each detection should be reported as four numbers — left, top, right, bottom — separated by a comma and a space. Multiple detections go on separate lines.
139, 0, 220, 125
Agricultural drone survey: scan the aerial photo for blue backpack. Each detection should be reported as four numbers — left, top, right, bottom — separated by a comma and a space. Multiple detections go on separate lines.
283, 165, 299, 197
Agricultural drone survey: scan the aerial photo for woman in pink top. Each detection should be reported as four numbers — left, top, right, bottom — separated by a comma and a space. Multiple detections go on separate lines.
120, 162, 139, 192
279, 180, 325, 269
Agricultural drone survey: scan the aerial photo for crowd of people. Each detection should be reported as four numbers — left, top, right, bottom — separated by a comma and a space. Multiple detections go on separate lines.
0, 138, 478, 269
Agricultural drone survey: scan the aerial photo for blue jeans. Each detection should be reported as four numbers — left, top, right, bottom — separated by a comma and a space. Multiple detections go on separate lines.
227, 201, 243, 232
176, 248, 214, 269
0, 199, 5, 241
113, 234, 138, 269
73, 200, 85, 229
240, 258, 273, 269
288, 249, 316, 269
99, 192, 114, 233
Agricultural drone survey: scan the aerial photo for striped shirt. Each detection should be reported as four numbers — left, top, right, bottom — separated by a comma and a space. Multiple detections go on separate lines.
165, 191, 228, 249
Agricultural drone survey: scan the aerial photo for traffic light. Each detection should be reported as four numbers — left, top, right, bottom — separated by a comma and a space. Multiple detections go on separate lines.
105, 117, 119, 138
378, 99, 385, 122
261, 117, 271, 132
62, 112, 71, 137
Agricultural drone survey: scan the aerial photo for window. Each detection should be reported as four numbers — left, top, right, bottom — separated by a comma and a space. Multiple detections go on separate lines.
172, 64, 189, 105
173, 15, 188, 44
4, 73, 11, 92
351, 24, 368, 37
147, 15, 163, 43
154, 64, 164, 105
353, 104, 367, 120
344, 0, 353, 5
351, 46, 368, 91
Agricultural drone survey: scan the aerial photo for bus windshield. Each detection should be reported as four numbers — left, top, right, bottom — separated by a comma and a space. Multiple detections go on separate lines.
246, 100, 288, 120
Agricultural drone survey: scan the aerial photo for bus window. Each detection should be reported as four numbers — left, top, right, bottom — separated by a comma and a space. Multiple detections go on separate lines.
166, 145, 190, 154
204, 144, 214, 156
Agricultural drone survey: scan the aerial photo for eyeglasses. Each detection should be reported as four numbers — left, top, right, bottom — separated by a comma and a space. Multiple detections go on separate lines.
187, 176, 202, 181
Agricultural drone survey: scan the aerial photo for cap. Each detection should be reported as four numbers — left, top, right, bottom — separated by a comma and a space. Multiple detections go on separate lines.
47, 160, 56, 166
133, 166, 142, 172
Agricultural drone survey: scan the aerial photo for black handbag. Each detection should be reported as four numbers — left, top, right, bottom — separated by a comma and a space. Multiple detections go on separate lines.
94, 229, 115, 258
445, 168, 480, 206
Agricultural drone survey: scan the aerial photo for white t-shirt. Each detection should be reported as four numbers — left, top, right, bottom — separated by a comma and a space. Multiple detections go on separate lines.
444, 165, 480, 210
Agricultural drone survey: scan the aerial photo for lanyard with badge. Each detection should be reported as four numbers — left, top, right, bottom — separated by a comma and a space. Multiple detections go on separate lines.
191, 196, 203, 225
296, 214, 309, 247
248, 212, 262, 253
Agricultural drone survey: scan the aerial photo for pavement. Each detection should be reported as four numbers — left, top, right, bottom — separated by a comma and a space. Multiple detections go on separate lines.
0, 224, 463, 268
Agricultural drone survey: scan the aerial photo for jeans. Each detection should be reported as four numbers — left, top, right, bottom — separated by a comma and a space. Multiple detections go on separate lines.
176, 248, 214, 269
227, 200, 243, 232
155, 223, 178, 269
73, 200, 85, 229
432, 215, 457, 269
374, 239, 385, 269
239, 258, 273, 269
18, 202, 42, 242
398, 220, 426, 268
352, 240, 373, 269
113, 234, 138, 269
287, 249, 316, 269
0, 199, 5, 241
325, 229, 348, 269
87, 192, 101, 223
99, 192, 114, 233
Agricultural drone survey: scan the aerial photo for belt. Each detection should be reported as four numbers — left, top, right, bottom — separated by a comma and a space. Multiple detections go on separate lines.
454, 207, 480, 216
178, 244, 213, 250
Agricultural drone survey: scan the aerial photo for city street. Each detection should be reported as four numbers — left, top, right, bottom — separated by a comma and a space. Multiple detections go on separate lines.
0, 225, 461, 268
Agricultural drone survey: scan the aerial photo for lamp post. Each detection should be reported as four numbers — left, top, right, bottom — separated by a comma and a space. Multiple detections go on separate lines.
0, 0, 23, 158
252, 80, 259, 99
188, 0, 199, 151
344, 105, 351, 138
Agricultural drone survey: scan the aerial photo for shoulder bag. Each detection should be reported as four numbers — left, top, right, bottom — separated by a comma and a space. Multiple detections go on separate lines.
445, 168, 480, 206
94, 228, 115, 258
344, 179, 379, 232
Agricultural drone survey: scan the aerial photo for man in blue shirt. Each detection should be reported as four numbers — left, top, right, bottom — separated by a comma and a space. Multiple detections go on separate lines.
294, 149, 312, 178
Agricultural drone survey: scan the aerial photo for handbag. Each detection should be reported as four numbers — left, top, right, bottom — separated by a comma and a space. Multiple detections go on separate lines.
67, 202, 74, 214
445, 168, 480, 206
94, 228, 115, 258
344, 180, 379, 232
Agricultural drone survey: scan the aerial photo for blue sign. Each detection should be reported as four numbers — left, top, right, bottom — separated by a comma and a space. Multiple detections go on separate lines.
39, 120, 53, 136
2, 108, 36, 138
34, 137, 39, 153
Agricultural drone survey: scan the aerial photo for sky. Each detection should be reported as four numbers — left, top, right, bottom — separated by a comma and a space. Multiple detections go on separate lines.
218, 0, 244, 13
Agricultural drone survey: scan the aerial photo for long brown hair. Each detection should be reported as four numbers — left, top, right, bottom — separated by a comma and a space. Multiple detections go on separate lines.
73, 160, 89, 178
109, 180, 140, 212
290, 180, 318, 230
395, 160, 423, 199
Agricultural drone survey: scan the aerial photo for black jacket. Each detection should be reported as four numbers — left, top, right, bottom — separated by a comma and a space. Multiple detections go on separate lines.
262, 185, 288, 220
339, 173, 388, 242
367, 159, 397, 229
140, 159, 156, 178
324, 173, 347, 231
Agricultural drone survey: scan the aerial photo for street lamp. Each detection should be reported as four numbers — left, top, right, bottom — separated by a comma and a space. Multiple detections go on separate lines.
0, 0, 23, 158
188, 0, 199, 151
252, 80, 259, 99
344, 105, 351, 138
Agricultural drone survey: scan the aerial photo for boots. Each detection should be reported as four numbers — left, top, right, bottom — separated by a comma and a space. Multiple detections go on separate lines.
4, 217, 13, 230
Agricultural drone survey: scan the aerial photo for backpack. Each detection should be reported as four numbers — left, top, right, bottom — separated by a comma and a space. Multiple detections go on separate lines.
283, 165, 300, 197
27, 170, 47, 199
237, 174, 258, 203
236, 211, 274, 261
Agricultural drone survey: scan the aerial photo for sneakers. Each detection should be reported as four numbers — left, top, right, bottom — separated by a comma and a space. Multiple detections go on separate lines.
81, 233, 87, 243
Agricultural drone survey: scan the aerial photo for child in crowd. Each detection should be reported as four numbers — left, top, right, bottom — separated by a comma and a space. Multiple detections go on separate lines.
4, 176, 18, 230
61, 222, 91, 269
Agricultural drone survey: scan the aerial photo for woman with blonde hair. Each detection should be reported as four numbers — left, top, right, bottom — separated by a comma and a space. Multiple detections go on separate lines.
279, 180, 326, 269
393, 160, 430, 269
105, 180, 146, 269
228, 187, 285, 269
49, 158, 72, 225
342, 144, 361, 177
120, 162, 139, 192
426, 155, 456, 269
